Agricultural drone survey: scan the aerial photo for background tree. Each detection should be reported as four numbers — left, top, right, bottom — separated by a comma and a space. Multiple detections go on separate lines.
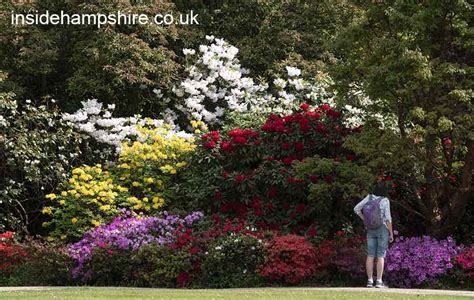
332, 0, 473, 238
0, 0, 183, 116
176, 0, 357, 77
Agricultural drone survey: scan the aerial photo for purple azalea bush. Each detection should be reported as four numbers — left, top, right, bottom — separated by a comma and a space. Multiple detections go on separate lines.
68, 211, 203, 279
385, 235, 460, 287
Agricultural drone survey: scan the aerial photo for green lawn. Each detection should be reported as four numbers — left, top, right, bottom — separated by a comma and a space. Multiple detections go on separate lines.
0, 287, 472, 300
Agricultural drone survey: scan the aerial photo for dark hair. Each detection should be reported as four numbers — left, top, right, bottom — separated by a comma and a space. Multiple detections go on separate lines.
372, 181, 389, 197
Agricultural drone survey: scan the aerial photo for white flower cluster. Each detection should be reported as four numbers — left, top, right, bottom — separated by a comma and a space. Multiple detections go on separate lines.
165, 36, 335, 126
63, 99, 192, 153
0, 115, 7, 127
343, 83, 397, 129
166, 35, 268, 125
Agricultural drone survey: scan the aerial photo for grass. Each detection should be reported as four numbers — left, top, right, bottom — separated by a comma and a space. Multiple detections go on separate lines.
0, 287, 472, 300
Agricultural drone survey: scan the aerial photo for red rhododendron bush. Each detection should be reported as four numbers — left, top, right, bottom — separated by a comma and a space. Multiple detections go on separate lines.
0, 232, 27, 272
260, 234, 316, 284
173, 104, 373, 236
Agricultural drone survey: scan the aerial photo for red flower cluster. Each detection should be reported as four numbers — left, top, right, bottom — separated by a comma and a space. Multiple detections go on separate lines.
228, 128, 260, 147
0, 232, 27, 271
169, 227, 196, 250
204, 217, 265, 240
219, 202, 248, 218
0, 232, 14, 240
202, 131, 220, 149
306, 227, 318, 238
176, 271, 191, 287
201, 128, 261, 152
234, 174, 247, 185
260, 234, 317, 284
456, 247, 474, 277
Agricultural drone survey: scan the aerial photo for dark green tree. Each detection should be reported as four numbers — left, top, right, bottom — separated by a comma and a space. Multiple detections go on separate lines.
178, 0, 357, 77
332, 0, 473, 237
0, 0, 183, 115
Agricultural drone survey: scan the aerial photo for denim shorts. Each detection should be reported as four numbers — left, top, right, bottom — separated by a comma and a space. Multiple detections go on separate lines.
367, 226, 389, 258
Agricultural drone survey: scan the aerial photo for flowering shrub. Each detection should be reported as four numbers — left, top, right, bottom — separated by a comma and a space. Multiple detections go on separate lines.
260, 234, 316, 284
68, 211, 203, 283
43, 124, 196, 240
42, 165, 130, 240
0, 238, 74, 286
62, 99, 193, 154
0, 93, 107, 233
173, 103, 370, 234
455, 247, 474, 278
385, 236, 460, 287
163, 36, 335, 127
0, 232, 27, 272
116, 124, 196, 207
198, 234, 265, 288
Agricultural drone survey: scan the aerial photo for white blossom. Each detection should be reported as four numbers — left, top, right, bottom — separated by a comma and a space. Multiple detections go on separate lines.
286, 66, 301, 77
183, 48, 196, 56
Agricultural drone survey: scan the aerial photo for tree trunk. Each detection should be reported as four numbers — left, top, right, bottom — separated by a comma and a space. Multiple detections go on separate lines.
427, 140, 474, 238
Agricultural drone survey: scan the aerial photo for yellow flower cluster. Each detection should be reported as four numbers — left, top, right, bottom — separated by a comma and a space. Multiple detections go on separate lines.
191, 120, 207, 134
43, 164, 130, 239
116, 125, 195, 211
119, 126, 195, 175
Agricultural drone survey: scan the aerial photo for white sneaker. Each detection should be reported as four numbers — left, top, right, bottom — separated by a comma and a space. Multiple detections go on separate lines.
375, 280, 388, 288
366, 280, 374, 288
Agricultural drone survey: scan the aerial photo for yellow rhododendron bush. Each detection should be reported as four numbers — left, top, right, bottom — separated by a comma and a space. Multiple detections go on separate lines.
43, 124, 196, 241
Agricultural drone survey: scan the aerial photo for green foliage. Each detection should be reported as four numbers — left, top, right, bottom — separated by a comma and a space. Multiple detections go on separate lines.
0, 79, 108, 233
294, 157, 373, 233
222, 111, 267, 133
331, 0, 474, 237
190, 0, 355, 77
198, 234, 265, 288
0, 0, 181, 115
132, 244, 194, 288
79, 247, 135, 286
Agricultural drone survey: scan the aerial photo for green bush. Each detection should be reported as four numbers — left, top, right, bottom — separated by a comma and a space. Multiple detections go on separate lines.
0, 80, 110, 234
198, 234, 265, 288
294, 157, 374, 233
78, 246, 135, 286
133, 244, 194, 288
